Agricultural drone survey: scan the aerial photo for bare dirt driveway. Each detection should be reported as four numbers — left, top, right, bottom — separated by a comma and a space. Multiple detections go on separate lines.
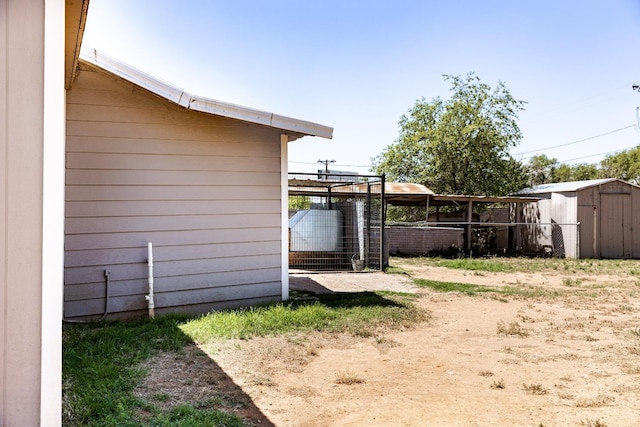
139, 259, 640, 427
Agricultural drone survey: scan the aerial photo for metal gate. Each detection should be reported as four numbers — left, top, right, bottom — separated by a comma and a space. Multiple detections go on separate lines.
288, 172, 385, 271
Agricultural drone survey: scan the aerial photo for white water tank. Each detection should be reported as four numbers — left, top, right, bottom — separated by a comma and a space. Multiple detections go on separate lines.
288, 209, 343, 252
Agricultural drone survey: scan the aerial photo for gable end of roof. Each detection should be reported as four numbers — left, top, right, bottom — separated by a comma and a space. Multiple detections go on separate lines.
79, 48, 333, 140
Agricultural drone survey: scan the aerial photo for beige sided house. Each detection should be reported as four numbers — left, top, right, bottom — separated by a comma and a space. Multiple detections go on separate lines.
64, 50, 332, 320
1, 0, 330, 423
2, 0, 77, 423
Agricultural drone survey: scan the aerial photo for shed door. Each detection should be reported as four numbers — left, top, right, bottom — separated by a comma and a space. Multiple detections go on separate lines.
600, 194, 631, 258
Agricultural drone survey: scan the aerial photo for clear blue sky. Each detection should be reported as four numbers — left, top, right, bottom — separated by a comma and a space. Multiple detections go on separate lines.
82, 0, 640, 174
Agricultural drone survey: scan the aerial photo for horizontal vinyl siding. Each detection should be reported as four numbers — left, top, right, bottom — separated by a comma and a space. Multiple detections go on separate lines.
64, 65, 284, 319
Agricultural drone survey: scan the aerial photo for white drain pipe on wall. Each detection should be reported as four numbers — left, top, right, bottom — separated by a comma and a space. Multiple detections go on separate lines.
145, 242, 155, 319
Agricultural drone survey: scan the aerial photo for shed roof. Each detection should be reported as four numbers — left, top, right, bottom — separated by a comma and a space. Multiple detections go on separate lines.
288, 180, 431, 200
79, 48, 333, 141
288, 179, 538, 206
514, 178, 636, 195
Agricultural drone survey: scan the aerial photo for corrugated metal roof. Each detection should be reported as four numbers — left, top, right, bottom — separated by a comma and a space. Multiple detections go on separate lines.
432, 194, 539, 204
79, 48, 333, 141
385, 182, 435, 196
288, 180, 538, 205
288, 181, 433, 198
514, 178, 625, 195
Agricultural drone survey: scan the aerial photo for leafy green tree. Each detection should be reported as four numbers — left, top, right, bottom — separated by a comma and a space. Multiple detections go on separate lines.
373, 73, 527, 195
599, 146, 640, 184
553, 162, 600, 182
525, 154, 599, 185
525, 154, 558, 186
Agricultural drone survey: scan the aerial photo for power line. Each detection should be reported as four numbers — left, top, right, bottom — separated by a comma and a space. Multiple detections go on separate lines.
521, 81, 634, 125
556, 147, 633, 164
518, 124, 636, 157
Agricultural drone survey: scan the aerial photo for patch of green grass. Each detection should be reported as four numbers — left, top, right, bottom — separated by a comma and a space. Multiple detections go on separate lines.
434, 257, 512, 272
181, 291, 426, 341
392, 256, 640, 277
411, 277, 559, 299
64, 292, 426, 426
63, 315, 247, 426
412, 278, 502, 295
399, 256, 512, 273
385, 265, 412, 275
563, 277, 583, 287
150, 404, 246, 427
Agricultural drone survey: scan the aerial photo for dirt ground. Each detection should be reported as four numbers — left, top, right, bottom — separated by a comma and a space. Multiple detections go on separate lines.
137, 262, 640, 427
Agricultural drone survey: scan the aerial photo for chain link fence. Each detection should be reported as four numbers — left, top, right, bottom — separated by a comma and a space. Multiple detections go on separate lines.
288, 172, 385, 271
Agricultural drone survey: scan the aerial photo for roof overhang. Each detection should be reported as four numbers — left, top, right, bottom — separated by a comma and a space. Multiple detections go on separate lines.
65, 0, 90, 89
79, 49, 333, 141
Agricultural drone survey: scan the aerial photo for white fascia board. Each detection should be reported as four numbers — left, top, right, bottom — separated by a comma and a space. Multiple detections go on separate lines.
188, 96, 272, 127
80, 48, 189, 106
189, 97, 333, 139
270, 113, 333, 139
79, 48, 333, 139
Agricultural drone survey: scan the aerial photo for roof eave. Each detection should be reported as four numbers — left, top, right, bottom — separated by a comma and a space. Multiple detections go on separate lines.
79, 48, 333, 140
65, 0, 90, 89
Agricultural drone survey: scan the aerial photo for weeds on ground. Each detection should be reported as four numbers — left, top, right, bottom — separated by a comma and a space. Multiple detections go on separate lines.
562, 278, 583, 287
575, 394, 615, 408
580, 419, 608, 427
522, 383, 548, 395
497, 320, 530, 337
334, 370, 366, 385
490, 379, 506, 389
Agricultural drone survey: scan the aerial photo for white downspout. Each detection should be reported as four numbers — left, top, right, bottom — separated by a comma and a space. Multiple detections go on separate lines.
145, 242, 155, 319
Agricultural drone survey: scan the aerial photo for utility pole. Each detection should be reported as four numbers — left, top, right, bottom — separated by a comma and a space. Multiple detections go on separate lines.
317, 159, 335, 173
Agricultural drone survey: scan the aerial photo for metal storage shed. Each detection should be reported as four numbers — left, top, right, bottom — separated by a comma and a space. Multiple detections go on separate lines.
514, 178, 640, 258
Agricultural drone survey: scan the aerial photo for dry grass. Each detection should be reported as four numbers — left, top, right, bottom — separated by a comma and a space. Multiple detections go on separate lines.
334, 370, 366, 385
496, 320, 530, 337
490, 379, 506, 389
522, 383, 548, 395
580, 418, 609, 427
575, 394, 615, 408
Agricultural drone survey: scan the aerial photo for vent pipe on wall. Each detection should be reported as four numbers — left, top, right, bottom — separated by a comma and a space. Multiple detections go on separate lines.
145, 242, 155, 319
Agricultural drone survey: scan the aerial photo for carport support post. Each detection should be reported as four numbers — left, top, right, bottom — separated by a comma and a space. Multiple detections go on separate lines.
466, 200, 473, 252
425, 195, 430, 222
380, 174, 386, 270
366, 182, 371, 268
